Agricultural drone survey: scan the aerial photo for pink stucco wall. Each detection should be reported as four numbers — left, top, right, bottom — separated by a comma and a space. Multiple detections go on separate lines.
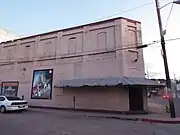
0, 17, 147, 111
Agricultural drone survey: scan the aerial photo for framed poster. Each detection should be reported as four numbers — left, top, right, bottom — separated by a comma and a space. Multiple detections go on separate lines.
1, 81, 19, 96
31, 69, 53, 100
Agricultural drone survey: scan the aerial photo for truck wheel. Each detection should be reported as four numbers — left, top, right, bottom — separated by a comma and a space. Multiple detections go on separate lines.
0, 106, 6, 113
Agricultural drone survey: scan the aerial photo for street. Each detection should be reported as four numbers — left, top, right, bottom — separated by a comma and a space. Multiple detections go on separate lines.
0, 109, 179, 135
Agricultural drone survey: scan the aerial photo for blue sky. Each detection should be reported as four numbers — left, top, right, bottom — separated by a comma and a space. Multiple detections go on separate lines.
0, 0, 150, 35
1, 0, 180, 79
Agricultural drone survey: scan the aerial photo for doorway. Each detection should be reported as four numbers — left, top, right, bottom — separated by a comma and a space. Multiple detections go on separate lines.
129, 86, 144, 111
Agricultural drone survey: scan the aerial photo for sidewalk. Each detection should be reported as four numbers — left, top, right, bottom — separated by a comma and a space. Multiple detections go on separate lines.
83, 103, 180, 124
148, 102, 167, 114
83, 112, 180, 124
29, 102, 180, 124
30, 107, 180, 124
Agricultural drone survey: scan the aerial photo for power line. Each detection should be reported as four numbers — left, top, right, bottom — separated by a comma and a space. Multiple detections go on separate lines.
91, 1, 154, 22
0, 40, 159, 61
0, 43, 160, 65
152, 37, 180, 48
164, 3, 174, 29
166, 37, 180, 42
1, 36, 180, 64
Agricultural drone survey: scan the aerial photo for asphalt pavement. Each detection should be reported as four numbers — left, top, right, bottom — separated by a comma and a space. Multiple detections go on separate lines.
0, 109, 180, 135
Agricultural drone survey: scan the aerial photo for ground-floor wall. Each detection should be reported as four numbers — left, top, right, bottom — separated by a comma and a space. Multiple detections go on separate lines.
1, 79, 148, 112
0, 79, 148, 112
0, 59, 148, 112
18, 85, 130, 111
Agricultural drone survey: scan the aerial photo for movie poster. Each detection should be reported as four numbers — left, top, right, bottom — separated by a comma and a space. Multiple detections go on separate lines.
1, 82, 19, 96
31, 69, 53, 100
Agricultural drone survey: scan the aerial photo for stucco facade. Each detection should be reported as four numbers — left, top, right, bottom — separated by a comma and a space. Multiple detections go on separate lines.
0, 17, 148, 112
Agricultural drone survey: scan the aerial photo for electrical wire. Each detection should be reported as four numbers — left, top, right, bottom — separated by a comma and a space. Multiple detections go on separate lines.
166, 37, 180, 42
152, 37, 180, 48
0, 44, 163, 65
0, 40, 160, 62
1, 36, 180, 64
0, 1, 154, 47
90, 1, 154, 22
164, 3, 174, 29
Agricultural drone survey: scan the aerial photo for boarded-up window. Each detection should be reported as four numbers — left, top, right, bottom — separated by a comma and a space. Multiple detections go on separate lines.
68, 37, 76, 54
97, 32, 107, 50
18, 40, 35, 59
20, 46, 31, 59
39, 37, 57, 57
87, 27, 115, 52
5, 46, 16, 60
128, 26, 138, 60
128, 26, 137, 46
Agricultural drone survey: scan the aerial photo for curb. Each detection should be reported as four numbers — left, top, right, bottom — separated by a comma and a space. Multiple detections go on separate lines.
84, 115, 180, 124
84, 115, 139, 121
141, 118, 180, 124
29, 108, 180, 124
28, 106, 148, 115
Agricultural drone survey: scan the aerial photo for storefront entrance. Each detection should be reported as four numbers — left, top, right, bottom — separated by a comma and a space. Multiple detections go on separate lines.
129, 86, 144, 111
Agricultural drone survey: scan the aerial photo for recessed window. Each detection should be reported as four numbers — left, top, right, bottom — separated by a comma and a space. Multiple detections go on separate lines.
128, 26, 137, 46
97, 32, 107, 50
68, 37, 76, 53
128, 26, 138, 59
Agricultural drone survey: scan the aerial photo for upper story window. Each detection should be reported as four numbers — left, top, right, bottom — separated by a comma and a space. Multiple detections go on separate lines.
128, 26, 137, 46
68, 37, 76, 54
97, 32, 107, 50
127, 26, 138, 61
5, 46, 15, 60
19, 42, 34, 59
39, 38, 56, 56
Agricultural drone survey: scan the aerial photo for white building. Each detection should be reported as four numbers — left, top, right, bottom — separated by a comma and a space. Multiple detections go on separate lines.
0, 28, 19, 43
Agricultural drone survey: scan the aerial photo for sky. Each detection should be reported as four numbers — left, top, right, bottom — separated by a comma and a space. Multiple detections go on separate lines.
0, 0, 180, 79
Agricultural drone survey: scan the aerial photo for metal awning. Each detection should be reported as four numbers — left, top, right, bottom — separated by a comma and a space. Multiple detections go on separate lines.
122, 77, 163, 86
55, 77, 164, 88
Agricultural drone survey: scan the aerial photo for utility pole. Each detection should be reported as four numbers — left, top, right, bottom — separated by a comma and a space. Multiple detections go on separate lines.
155, 0, 176, 118
174, 73, 176, 81
146, 64, 150, 79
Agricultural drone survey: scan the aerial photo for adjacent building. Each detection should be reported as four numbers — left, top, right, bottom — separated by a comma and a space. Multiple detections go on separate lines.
0, 28, 19, 43
0, 17, 160, 113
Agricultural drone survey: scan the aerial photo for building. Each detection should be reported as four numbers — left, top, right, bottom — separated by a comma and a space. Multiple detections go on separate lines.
0, 17, 160, 113
0, 28, 19, 43
177, 83, 180, 91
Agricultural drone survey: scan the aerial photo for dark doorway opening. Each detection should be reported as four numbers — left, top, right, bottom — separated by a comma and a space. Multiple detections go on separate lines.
129, 86, 144, 111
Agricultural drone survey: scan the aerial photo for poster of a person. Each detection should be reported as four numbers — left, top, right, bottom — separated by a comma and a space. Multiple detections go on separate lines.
31, 69, 53, 99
